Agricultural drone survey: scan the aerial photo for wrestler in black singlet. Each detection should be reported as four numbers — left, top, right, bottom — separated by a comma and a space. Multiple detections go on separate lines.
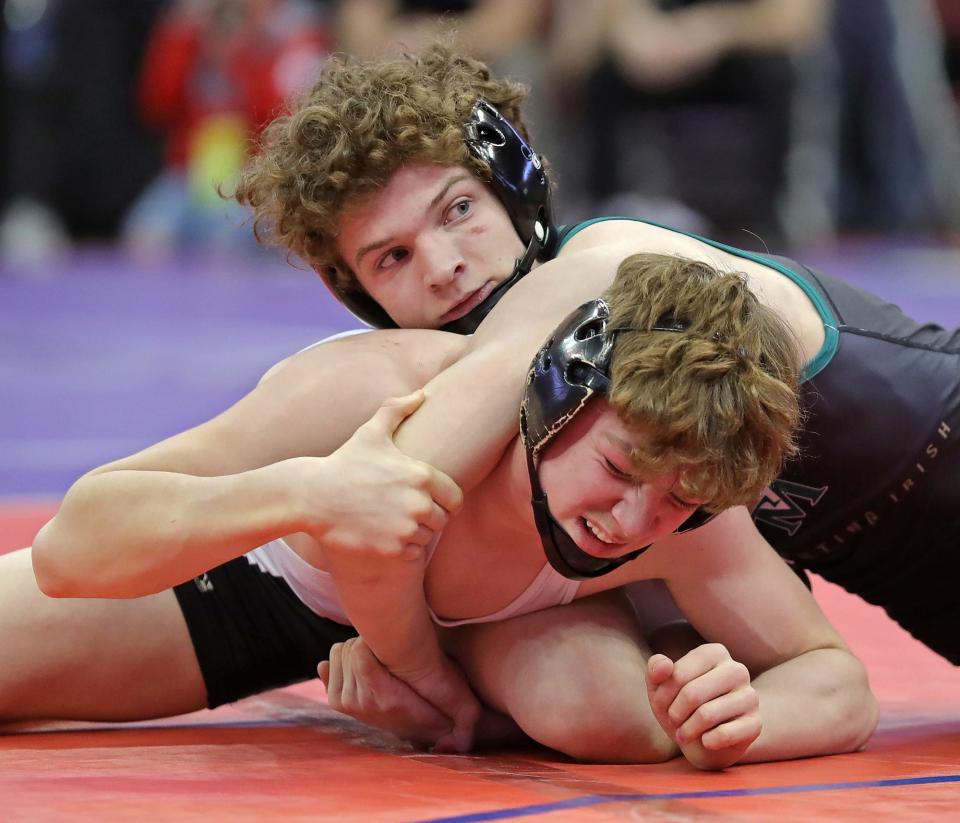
559, 218, 960, 664
752, 261, 960, 664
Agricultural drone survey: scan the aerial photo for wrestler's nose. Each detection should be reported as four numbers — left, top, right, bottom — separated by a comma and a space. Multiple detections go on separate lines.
421, 237, 465, 290
611, 484, 659, 540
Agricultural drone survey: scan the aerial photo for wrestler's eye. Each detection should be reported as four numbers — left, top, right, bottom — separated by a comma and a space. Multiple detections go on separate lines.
445, 198, 472, 222
669, 493, 698, 511
376, 248, 408, 270
604, 458, 631, 480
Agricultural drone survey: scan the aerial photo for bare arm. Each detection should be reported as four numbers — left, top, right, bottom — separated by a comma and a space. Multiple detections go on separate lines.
31, 325, 481, 741
318, 636, 525, 752
393, 214, 821, 487
318, 247, 632, 737
320, 542, 483, 752
648, 508, 877, 769
32, 330, 464, 597
34, 457, 307, 597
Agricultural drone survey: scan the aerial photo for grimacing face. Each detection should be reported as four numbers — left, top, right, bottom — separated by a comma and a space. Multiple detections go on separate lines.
536, 401, 701, 557
336, 163, 526, 329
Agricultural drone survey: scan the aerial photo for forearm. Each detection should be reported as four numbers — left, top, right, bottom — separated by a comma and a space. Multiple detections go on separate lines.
327, 553, 491, 753
327, 554, 444, 678
392, 337, 529, 492
32, 461, 305, 598
742, 648, 877, 764
667, 646, 875, 771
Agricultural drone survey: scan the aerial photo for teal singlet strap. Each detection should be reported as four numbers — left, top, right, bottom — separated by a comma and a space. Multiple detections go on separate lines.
556, 217, 839, 381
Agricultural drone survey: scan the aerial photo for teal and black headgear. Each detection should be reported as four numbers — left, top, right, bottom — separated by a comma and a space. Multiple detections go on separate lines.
331, 99, 557, 332
520, 299, 717, 580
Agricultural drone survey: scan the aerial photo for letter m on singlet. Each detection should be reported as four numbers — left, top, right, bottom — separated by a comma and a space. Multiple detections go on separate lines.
752, 479, 828, 537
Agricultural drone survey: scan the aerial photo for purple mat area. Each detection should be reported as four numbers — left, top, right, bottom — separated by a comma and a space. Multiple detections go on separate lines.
1, 249, 357, 496
2, 242, 959, 497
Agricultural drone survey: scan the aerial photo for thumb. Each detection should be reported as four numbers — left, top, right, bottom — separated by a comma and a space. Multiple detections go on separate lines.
317, 660, 330, 688
646, 653, 674, 687
443, 696, 481, 754
433, 707, 478, 754
368, 390, 426, 438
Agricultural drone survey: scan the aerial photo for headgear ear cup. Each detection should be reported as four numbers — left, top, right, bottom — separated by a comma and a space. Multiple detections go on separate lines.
462, 100, 554, 262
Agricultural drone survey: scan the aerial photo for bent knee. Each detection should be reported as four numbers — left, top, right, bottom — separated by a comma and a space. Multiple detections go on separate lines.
490, 608, 678, 762
524, 702, 678, 763
513, 662, 678, 763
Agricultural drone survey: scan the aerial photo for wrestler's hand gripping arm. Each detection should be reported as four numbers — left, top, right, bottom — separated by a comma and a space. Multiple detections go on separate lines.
31, 331, 465, 597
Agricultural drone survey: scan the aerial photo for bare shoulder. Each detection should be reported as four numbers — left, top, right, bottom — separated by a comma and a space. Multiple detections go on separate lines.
556, 219, 785, 287
236, 329, 468, 455
94, 329, 465, 477
484, 219, 737, 338
262, 329, 467, 389
556, 219, 709, 260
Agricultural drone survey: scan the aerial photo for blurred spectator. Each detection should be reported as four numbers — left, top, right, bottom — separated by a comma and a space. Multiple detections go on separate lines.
547, 0, 830, 249
783, 0, 960, 244
1, 0, 165, 265
123, 0, 333, 259
936, 0, 960, 103
841, 0, 960, 235
335, 0, 547, 64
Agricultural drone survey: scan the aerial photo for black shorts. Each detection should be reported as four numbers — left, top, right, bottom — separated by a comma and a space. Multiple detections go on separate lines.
173, 556, 358, 708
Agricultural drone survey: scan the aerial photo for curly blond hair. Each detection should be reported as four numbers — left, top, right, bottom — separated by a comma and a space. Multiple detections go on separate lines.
604, 253, 803, 512
234, 43, 531, 297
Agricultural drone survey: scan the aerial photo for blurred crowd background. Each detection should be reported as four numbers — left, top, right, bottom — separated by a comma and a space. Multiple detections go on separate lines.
2, 0, 960, 269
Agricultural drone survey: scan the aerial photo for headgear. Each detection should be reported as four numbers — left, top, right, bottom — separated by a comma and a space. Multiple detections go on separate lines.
520, 299, 717, 580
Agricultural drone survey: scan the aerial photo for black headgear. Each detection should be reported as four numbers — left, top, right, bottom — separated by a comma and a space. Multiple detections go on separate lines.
324, 99, 557, 332
520, 299, 717, 580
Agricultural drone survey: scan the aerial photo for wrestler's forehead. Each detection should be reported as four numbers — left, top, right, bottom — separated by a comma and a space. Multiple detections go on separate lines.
353, 163, 479, 216
337, 164, 479, 253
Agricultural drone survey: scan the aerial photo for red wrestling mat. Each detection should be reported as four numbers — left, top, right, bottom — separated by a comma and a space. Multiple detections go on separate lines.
3, 502, 959, 822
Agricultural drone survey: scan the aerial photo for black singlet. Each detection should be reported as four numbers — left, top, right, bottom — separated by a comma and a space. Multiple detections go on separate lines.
558, 219, 960, 664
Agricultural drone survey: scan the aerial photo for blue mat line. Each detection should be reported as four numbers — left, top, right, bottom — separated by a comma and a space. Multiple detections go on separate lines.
419, 773, 960, 822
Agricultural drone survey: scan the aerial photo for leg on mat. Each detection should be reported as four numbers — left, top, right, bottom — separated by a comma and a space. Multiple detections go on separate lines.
443, 589, 681, 763
0, 547, 207, 724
